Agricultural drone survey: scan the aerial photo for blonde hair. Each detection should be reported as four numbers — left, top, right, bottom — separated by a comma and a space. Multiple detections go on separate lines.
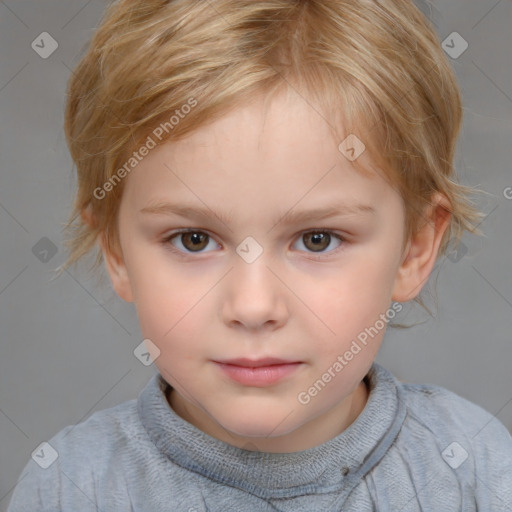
61, 0, 483, 298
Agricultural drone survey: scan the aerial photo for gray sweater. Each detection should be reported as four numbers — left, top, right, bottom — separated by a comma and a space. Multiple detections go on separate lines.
7, 363, 512, 511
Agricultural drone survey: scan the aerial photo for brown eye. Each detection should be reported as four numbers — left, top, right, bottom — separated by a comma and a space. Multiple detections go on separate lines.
164, 230, 216, 253
163, 229, 344, 257
293, 230, 344, 256
302, 232, 331, 252
180, 232, 209, 251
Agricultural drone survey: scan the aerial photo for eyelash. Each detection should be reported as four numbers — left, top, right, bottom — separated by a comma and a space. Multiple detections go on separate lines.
160, 228, 347, 259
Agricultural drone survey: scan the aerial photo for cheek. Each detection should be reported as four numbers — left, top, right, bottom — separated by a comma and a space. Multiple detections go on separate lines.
136, 293, 211, 385
136, 283, 208, 346
299, 254, 398, 373
318, 255, 397, 327
124, 247, 209, 345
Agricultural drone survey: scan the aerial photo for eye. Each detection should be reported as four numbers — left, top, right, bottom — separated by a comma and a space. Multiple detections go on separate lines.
162, 229, 345, 257
293, 230, 344, 255
163, 230, 220, 254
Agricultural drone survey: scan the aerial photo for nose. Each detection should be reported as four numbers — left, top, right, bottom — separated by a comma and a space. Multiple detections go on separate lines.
222, 256, 288, 332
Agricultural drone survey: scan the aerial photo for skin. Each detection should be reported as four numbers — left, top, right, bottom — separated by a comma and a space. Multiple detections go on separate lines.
98, 89, 450, 453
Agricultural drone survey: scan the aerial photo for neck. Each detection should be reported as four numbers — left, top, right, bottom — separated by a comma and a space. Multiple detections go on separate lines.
166, 377, 369, 453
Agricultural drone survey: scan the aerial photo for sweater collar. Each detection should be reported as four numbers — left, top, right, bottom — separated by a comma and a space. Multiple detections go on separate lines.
137, 362, 406, 500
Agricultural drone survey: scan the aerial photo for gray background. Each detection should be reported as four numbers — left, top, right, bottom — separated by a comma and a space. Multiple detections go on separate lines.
1, 0, 511, 509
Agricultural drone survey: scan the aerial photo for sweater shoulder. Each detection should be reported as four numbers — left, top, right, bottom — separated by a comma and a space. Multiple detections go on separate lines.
398, 380, 510, 440
395, 379, 512, 480
7, 398, 145, 511
48, 399, 146, 473
364, 372, 512, 509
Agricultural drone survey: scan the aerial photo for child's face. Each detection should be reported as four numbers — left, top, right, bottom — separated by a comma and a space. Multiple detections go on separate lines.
109, 91, 411, 452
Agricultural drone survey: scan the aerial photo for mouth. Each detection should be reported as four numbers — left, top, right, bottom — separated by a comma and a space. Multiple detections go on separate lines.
212, 358, 303, 387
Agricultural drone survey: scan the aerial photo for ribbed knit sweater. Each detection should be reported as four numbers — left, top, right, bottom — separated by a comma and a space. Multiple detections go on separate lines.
8, 363, 512, 511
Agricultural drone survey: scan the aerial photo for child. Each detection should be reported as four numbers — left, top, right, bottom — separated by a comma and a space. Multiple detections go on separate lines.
8, 0, 512, 510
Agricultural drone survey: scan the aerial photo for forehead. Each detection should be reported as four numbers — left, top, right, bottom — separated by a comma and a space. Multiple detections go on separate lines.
169, 91, 338, 164
120, 91, 399, 222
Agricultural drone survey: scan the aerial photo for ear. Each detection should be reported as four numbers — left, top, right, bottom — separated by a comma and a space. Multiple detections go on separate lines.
82, 203, 135, 303
392, 193, 451, 302
81, 203, 97, 229
99, 234, 135, 303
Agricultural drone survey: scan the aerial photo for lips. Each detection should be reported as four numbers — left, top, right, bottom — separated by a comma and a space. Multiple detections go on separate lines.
216, 357, 299, 368
212, 358, 303, 386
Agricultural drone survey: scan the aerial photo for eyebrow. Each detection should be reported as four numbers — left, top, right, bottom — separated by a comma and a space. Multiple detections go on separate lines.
140, 200, 375, 227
